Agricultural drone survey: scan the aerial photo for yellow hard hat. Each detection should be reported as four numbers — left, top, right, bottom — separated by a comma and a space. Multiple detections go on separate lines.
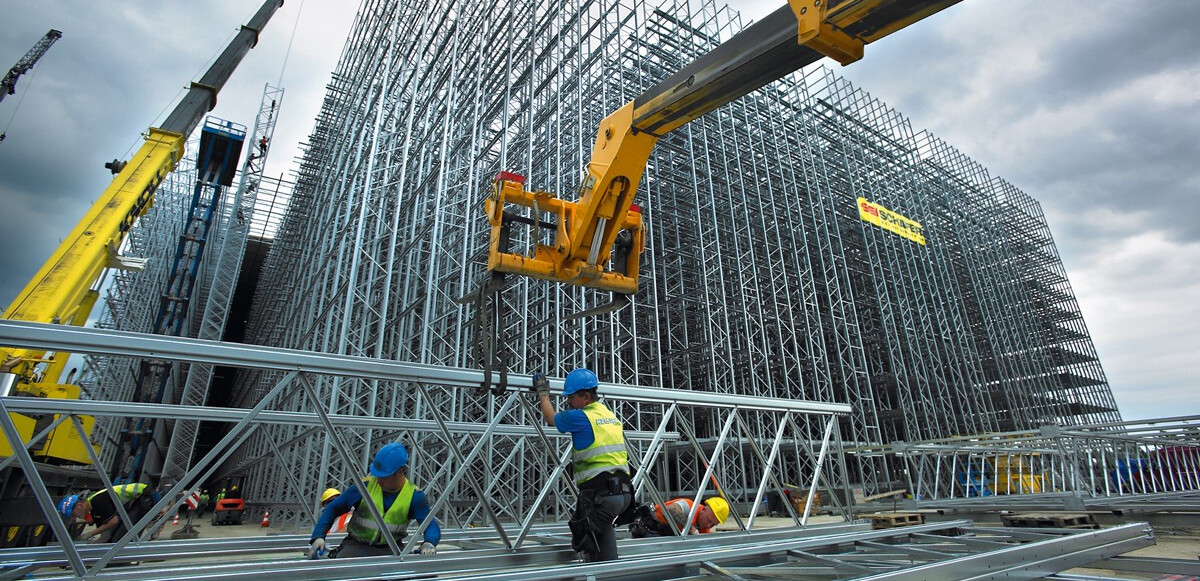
704, 497, 730, 524
321, 488, 341, 503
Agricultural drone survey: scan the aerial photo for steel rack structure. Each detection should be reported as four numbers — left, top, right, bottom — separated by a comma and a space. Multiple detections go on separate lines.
2, 322, 1188, 580
218, 0, 1121, 513
853, 414, 1200, 512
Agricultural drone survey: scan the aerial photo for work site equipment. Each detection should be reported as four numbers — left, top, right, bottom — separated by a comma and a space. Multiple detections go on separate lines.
0, 29, 60, 105
484, 0, 961, 296
0, 0, 284, 548
212, 498, 246, 526
473, 1, 960, 384
0, 29, 61, 143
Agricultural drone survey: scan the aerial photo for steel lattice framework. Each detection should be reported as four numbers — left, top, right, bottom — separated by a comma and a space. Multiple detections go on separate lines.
229, 0, 1120, 511
76, 0, 1122, 523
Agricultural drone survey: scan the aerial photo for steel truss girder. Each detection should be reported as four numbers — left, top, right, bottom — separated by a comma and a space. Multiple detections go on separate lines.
0, 321, 852, 576
0, 397, 672, 441
0, 320, 850, 415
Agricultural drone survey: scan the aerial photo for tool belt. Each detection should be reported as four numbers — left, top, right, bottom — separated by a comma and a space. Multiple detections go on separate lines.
579, 469, 633, 496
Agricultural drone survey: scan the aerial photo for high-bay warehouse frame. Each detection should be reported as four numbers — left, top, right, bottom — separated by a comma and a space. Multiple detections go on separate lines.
3, 0, 1199, 577
68, 0, 1129, 518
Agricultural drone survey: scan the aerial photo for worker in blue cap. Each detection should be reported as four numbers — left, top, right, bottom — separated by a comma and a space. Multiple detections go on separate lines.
308, 442, 441, 558
533, 367, 632, 562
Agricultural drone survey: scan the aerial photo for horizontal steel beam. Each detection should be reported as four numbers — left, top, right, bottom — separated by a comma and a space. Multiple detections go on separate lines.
0, 320, 851, 414
859, 522, 1153, 580
0, 398, 675, 441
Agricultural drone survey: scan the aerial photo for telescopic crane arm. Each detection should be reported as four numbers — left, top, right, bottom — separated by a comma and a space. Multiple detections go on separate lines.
486, 0, 961, 295
1, 1, 284, 394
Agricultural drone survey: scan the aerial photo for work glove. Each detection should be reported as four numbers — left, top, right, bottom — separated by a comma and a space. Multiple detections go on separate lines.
418, 541, 437, 555
308, 538, 327, 559
532, 372, 550, 400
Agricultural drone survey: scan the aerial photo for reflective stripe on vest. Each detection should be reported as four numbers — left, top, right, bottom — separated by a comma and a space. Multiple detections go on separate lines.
88, 483, 146, 506
572, 402, 629, 485
346, 476, 416, 545
654, 498, 697, 532
333, 510, 351, 533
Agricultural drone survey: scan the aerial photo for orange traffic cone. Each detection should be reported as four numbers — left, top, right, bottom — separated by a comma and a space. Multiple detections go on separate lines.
261, 509, 270, 528
172, 513, 179, 526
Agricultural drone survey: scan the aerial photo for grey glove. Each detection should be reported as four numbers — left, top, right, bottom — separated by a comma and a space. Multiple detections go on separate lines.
419, 541, 437, 555
308, 537, 327, 559
532, 372, 550, 400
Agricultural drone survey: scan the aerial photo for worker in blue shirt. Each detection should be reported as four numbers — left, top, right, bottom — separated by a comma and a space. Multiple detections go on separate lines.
309, 442, 441, 558
534, 368, 632, 562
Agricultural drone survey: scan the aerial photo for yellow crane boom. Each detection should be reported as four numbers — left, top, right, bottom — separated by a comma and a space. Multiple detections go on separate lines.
1, 0, 284, 465
485, 0, 962, 295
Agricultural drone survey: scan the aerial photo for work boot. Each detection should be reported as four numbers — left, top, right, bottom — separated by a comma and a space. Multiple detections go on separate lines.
628, 517, 648, 538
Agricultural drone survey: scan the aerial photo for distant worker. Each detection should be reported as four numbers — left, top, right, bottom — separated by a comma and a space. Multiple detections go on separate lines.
308, 443, 440, 558
321, 487, 351, 533
628, 497, 729, 538
198, 490, 210, 517
58, 483, 164, 543
533, 368, 633, 562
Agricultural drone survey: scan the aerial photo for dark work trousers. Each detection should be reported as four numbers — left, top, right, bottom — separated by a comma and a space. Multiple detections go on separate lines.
570, 487, 633, 562
333, 535, 404, 558
94, 492, 157, 544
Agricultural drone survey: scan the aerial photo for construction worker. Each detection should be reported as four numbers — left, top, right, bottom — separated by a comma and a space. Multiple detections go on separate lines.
534, 368, 633, 562
308, 443, 440, 558
57, 483, 163, 543
321, 488, 351, 533
628, 497, 730, 538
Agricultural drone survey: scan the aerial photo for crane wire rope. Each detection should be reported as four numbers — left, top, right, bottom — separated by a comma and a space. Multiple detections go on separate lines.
0, 61, 43, 146
276, 0, 307, 87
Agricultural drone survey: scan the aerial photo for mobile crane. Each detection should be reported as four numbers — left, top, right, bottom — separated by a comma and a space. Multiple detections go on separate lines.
0, 0, 284, 547
484, 0, 960, 295
0, 29, 62, 143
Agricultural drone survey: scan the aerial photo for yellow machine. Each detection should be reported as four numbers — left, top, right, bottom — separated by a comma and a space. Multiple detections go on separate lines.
486, 0, 961, 296
0, 0, 283, 469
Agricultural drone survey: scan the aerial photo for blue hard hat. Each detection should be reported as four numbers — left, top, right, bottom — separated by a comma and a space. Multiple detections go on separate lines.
562, 368, 599, 397
58, 494, 80, 518
370, 443, 409, 477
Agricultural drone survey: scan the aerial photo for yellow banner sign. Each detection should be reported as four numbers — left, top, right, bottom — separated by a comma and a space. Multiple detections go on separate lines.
857, 197, 925, 246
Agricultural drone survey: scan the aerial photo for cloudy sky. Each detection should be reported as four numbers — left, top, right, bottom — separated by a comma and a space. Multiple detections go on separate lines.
2, 1, 1196, 422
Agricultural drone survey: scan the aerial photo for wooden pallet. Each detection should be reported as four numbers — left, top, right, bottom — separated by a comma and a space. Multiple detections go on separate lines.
861, 512, 925, 529
1000, 513, 1099, 529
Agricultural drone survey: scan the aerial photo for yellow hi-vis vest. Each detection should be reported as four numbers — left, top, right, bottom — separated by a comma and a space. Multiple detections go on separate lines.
572, 402, 629, 485
89, 483, 147, 506
347, 476, 416, 545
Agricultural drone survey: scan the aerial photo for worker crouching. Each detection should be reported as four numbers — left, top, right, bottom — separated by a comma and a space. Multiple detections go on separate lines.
58, 483, 163, 543
534, 368, 633, 562
309, 442, 440, 558
629, 496, 729, 537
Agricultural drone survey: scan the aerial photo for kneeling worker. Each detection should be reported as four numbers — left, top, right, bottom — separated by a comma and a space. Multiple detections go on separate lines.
309, 442, 440, 558
630, 496, 729, 537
